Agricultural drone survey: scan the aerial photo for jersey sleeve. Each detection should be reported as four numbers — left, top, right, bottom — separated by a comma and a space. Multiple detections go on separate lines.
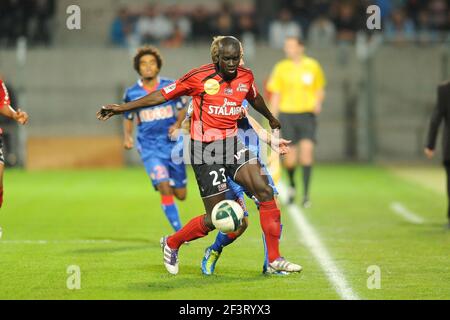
161, 72, 199, 101
0, 80, 10, 109
122, 89, 134, 120
266, 64, 282, 94
245, 75, 259, 100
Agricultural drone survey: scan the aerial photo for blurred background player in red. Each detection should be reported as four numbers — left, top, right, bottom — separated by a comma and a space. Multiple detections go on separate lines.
0, 78, 29, 208
122, 46, 187, 232
425, 80, 450, 228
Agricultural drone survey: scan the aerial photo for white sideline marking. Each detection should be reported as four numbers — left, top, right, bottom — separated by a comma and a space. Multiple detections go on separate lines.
390, 202, 425, 224
278, 182, 360, 300
0, 239, 115, 245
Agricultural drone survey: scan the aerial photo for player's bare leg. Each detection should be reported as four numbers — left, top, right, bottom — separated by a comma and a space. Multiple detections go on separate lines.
157, 181, 183, 231
299, 139, 314, 208
234, 161, 302, 273
161, 193, 226, 275
172, 187, 187, 201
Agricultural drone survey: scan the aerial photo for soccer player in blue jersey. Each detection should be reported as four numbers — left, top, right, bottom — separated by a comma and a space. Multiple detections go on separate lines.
123, 46, 187, 232
200, 100, 291, 275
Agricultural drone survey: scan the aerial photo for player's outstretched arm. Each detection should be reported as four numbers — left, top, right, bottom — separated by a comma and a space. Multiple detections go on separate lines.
123, 119, 134, 149
246, 113, 291, 155
0, 105, 29, 125
97, 90, 167, 121
247, 93, 281, 130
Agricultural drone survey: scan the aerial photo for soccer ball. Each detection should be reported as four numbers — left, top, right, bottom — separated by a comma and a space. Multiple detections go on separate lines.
212, 200, 244, 233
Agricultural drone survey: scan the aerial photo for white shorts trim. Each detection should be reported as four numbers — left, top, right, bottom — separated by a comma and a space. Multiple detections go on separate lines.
233, 157, 258, 180
201, 189, 230, 199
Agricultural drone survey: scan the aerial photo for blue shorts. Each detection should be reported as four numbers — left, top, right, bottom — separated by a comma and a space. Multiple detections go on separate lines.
225, 164, 278, 217
140, 154, 187, 190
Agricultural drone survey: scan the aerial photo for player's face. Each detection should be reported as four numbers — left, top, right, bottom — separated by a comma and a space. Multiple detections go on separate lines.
139, 54, 160, 79
284, 39, 304, 60
218, 44, 241, 79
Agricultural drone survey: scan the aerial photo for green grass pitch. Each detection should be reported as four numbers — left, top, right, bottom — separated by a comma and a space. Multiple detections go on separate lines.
0, 165, 449, 299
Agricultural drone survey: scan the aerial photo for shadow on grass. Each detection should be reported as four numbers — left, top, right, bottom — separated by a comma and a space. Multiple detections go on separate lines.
127, 263, 298, 293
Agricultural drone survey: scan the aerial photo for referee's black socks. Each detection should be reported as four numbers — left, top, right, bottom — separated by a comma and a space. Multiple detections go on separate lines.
303, 166, 312, 198
287, 168, 296, 188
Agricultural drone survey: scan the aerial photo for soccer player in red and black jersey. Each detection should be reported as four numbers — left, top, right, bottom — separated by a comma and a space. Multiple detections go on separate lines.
0, 79, 29, 208
97, 36, 301, 275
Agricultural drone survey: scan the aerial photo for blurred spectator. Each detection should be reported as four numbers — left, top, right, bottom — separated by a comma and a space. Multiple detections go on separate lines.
333, 2, 360, 44
0, 0, 54, 48
163, 5, 192, 48
30, 0, 55, 46
416, 9, 439, 44
428, 0, 448, 31
191, 6, 213, 42
136, 5, 173, 45
308, 14, 336, 47
236, 14, 258, 39
269, 8, 303, 49
110, 8, 134, 47
280, 0, 310, 32
376, 0, 393, 20
385, 8, 416, 44
213, 12, 236, 35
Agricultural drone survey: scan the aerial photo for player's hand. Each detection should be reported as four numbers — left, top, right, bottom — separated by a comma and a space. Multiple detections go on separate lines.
14, 108, 28, 125
124, 136, 134, 150
270, 136, 291, 155
96, 104, 121, 121
181, 117, 191, 133
168, 124, 181, 141
239, 107, 248, 119
268, 117, 281, 130
424, 148, 435, 159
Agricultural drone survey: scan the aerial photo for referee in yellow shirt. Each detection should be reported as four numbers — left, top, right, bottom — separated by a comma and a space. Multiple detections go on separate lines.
267, 37, 326, 207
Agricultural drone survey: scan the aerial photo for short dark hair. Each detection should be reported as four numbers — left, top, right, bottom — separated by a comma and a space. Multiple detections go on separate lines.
133, 46, 163, 74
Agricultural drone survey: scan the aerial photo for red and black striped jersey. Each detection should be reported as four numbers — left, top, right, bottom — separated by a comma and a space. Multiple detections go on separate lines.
0, 80, 10, 108
161, 63, 259, 142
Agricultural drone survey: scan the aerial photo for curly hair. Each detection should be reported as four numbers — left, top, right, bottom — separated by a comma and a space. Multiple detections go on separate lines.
133, 46, 163, 75
210, 36, 243, 64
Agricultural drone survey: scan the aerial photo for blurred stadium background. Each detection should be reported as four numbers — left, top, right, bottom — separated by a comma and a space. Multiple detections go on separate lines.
0, 0, 449, 169
1, 0, 450, 300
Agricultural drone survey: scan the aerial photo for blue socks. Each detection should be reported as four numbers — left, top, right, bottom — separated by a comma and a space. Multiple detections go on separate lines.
211, 231, 237, 253
161, 195, 182, 231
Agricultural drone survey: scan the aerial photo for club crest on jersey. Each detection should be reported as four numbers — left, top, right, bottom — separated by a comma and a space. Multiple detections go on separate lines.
236, 83, 248, 92
204, 79, 220, 95
224, 87, 233, 95
163, 83, 176, 94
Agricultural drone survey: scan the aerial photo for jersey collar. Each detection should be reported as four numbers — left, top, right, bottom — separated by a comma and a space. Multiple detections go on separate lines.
138, 76, 160, 93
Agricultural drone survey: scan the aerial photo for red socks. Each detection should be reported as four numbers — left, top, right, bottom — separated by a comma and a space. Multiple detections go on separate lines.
259, 200, 281, 262
226, 232, 238, 240
0, 187, 3, 208
167, 214, 210, 249
161, 195, 174, 206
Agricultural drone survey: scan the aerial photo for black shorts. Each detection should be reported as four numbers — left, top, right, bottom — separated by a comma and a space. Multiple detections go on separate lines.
191, 136, 258, 198
0, 135, 4, 164
279, 112, 317, 143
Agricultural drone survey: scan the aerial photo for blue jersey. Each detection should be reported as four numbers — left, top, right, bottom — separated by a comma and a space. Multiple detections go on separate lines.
123, 78, 184, 159
237, 100, 261, 159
